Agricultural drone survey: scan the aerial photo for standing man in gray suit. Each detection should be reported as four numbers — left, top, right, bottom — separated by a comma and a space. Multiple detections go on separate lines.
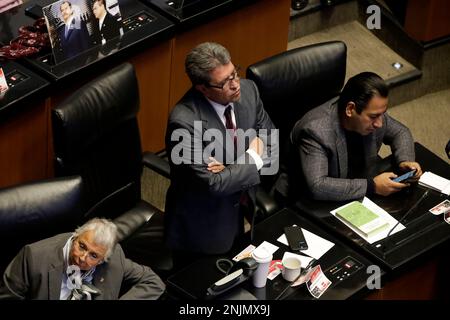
0, 218, 165, 300
165, 42, 277, 269
291, 72, 422, 201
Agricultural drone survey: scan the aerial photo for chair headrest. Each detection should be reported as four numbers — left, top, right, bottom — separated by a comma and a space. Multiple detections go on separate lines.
0, 176, 84, 237
52, 63, 139, 159
246, 41, 347, 132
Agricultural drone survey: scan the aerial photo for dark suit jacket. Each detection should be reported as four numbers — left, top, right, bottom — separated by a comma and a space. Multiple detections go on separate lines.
93, 12, 121, 44
165, 79, 276, 254
57, 18, 91, 60
290, 98, 415, 201
0, 233, 165, 300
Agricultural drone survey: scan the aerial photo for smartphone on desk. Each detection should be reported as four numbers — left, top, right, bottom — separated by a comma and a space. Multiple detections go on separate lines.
284, 225, 308, 251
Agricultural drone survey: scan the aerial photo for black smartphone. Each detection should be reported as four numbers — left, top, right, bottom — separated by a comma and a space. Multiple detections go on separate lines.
284, 225, 308, 251
25, 4, 43, 19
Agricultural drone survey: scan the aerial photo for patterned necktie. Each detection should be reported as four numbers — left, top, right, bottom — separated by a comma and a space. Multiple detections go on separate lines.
224, 105, 236, 146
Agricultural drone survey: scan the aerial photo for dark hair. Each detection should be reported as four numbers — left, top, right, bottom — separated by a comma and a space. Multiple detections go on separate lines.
338, 72, 388, 114
93, 0, 106, 7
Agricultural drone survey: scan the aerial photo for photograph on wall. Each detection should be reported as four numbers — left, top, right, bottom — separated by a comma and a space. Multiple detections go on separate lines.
43, 0, 123, 63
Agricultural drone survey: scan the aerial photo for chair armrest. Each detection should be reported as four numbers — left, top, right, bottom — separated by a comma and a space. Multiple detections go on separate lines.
113, 200, 159, 242
255, 186, 280, 221
142, 151, 170, 178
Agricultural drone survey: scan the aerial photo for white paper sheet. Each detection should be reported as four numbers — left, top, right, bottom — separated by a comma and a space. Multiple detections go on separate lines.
419, 171, 450, 195
330, 197, 405, 244
256, 240, 279, 255
277, 227, 335, 260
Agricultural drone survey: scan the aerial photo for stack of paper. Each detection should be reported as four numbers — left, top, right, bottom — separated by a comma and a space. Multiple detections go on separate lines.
419, 171, 450, 195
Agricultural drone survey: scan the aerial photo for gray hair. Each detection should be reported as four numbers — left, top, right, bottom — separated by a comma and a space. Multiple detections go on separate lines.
185, 42, 231, 85
74, 218, 118, 261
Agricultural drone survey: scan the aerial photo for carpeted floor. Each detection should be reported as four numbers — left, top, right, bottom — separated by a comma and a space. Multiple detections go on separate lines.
380, 88, 450, 164
288, 20, 417, 84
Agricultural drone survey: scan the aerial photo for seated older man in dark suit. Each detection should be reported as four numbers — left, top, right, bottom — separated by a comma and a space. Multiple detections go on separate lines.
291, 72, 422, 201
0, 218, 165, 300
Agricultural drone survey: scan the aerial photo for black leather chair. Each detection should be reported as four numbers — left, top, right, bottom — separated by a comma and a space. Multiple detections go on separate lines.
0, 176, 83, 274
247, 41, 347, 209
52, 63, 172, 278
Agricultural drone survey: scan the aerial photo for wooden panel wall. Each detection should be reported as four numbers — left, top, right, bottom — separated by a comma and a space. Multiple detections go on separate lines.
404, 0, 450, 42
169, 0, 291, 108
130, 40, 173, 152
0, 102, 49, 188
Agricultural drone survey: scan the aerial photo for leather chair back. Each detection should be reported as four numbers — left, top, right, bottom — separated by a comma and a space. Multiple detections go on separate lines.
0, 176, 83, 273
246, 41, 347, 201
246, 41, 347, 144
52, 63, 143, 219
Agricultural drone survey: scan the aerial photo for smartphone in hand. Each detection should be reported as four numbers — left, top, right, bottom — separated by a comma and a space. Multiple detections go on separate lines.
391, 169, 417, 183
284, 226, 308, 251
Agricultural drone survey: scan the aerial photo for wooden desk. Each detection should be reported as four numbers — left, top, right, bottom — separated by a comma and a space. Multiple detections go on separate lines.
404, 0, 450, 42
167, 208, 378, 300
0, 61, 50, 188
296, 143, 450, 299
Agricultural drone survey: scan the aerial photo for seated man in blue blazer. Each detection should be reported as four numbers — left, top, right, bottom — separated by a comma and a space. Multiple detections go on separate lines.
165, 42, 277, 270
57, 1, 91, 60
0, 218, 165, 300
291, 72, 422, 201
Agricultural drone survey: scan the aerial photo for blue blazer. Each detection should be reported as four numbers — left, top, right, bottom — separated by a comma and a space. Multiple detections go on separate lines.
57, 18, 91, 60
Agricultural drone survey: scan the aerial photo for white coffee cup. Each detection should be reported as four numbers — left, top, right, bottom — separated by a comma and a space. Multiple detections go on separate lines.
282, 256, 302, 282
251, 247, 273, 288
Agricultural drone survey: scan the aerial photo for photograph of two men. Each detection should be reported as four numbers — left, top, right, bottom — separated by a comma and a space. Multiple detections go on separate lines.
43, 0, 123, 63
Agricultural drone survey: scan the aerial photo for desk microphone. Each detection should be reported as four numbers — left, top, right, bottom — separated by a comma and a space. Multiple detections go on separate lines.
382, 190, 429, 256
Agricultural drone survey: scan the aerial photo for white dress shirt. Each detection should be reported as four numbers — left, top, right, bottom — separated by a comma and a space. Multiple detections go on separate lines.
206, 98, 263, 170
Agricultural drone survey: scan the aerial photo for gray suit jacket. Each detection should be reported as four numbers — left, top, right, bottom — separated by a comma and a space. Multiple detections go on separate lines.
291, 98, 415, 201
0, 233, 165, 300
165, 79, 276, 254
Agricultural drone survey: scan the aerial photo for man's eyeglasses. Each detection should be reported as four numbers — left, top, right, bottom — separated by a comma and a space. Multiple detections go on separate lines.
206, 67, 241, 90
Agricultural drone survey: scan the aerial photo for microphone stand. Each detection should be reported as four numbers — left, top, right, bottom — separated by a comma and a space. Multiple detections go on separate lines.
382, 190, 429, 258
